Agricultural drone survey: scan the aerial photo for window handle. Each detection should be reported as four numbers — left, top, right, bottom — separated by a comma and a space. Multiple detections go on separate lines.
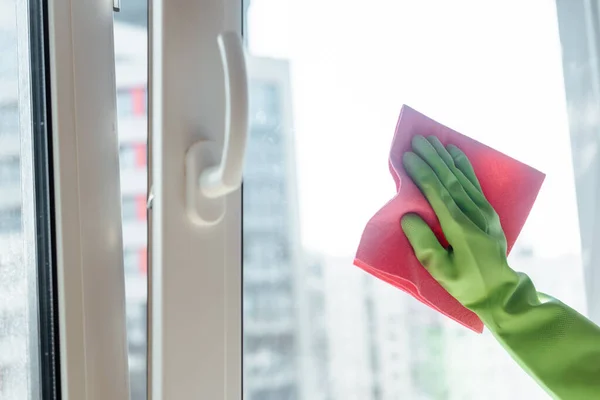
185, 31, 249, 226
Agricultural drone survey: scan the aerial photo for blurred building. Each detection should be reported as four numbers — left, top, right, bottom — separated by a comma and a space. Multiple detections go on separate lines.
318, 248, 586, 400
112, 22, 149, 400
320, 255, 449, 400
320, 256, 377, 400
243, 56, 330, 400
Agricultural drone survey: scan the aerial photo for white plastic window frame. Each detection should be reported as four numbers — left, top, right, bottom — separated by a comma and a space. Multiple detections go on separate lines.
47, 0, 130, 398
149, 0, 243, 398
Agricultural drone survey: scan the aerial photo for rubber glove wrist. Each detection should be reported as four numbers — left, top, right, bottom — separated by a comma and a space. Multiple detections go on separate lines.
467, 265, 528, 333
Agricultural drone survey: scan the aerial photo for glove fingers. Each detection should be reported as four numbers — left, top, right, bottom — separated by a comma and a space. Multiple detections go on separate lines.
446, 144, 483, 192
421, 136, 489, 232
444, 143, 504, 231
403, 151, 478, 246
401, 214, 450, 281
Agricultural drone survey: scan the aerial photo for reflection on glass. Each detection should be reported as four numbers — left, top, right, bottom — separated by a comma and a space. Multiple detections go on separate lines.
244, 1, 587, 400
113, 10, 148, 400
0, 0, 38, 398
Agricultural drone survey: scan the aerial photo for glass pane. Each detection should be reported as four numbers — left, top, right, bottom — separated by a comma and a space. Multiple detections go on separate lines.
0, 0, 58, 398
243, 1, 587, 399
113, 5, 148, 400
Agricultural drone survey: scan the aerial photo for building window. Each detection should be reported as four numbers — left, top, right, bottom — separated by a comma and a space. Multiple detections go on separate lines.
250, 81, 280, 127
270, 238, 290, 263
123, 250, 139, 276
117, 89, 134, 117
120, 143, 146, 169
139, 247, 147, 274
131, 87, 146, 116
243, 180, 285, 214
250, 126, 282, 146
243, 233, 290, 266
135, 143, 146, 167
0, 207, 21, 233
121, 196, 138, 221
119, 145, 137, 169
0, 105, 18, 136
0, 157, 19, 185
117, 87, 146, 118
123, 248, 147, 276
245, 286, 293, 320
121, 195, 146, 221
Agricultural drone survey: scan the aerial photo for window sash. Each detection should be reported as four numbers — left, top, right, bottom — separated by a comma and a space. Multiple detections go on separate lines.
47, 0, 130, 398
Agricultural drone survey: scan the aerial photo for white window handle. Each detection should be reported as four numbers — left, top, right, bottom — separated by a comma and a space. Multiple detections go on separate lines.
185, 31, 249, 226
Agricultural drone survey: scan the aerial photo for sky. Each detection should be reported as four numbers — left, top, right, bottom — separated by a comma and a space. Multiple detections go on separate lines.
247, 0, 582, 259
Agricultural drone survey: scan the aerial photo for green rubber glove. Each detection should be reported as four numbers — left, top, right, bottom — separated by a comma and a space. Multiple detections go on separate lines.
401, 135, 600, 400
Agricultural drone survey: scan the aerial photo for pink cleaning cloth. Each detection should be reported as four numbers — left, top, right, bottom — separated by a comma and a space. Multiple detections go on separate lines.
354, 105, 545, 333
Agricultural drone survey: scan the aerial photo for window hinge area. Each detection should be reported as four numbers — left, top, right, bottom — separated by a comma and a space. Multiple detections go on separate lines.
113, 0, 120, 12
147, 186, 154, 210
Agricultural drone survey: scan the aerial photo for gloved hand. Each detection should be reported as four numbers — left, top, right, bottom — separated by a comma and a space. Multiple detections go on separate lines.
401, 135, 600, 400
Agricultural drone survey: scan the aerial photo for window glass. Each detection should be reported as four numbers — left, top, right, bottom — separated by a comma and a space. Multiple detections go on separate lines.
244, 1, 588, 399
113, 7, 148, 400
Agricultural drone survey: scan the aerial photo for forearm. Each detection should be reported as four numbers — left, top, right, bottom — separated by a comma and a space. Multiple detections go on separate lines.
477, 272, 600, 400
